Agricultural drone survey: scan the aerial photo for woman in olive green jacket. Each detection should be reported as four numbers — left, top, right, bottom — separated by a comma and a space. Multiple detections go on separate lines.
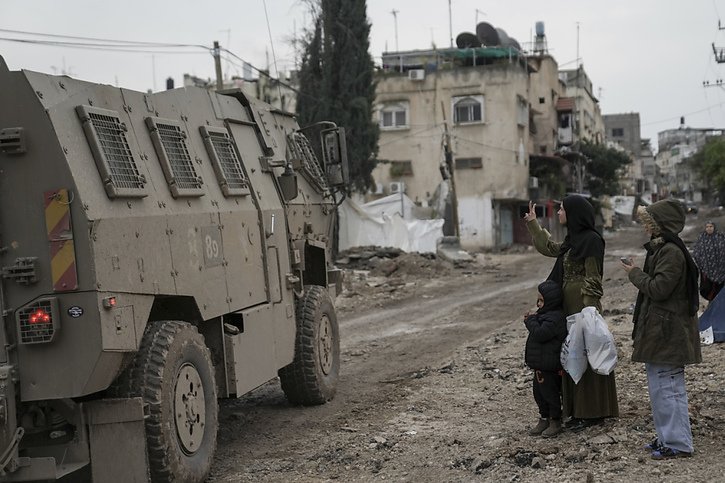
524, 195, 619, 429
621, 199, 701, 459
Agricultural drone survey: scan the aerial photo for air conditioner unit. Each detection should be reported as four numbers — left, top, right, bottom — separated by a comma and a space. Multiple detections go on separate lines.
389, 181, 406, 194
528, 176, 539, 189
408, 69, 425, 81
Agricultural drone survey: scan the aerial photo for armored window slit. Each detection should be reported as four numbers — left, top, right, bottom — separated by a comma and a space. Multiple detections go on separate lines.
289, 132, 329, 193
200, 126, 250, 197
76, 105, 147, 198
146, 117, 204, 198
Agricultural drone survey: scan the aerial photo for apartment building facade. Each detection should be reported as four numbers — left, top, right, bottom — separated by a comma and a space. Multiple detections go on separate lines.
373, 48, 531, 248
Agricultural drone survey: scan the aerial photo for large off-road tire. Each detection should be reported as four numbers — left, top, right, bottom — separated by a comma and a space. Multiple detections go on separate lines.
114, 320, 218, 482
279, 285, 340, 405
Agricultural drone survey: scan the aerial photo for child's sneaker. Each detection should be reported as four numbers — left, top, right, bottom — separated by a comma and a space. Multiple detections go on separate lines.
643, 437, 661, 451
528, 418, 549, 436
651, 447, 692, 460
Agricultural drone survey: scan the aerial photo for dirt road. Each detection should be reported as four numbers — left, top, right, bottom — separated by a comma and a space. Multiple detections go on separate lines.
208, 211, 725, 483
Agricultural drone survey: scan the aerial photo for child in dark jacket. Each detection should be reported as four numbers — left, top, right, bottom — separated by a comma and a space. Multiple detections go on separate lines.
524, 280, 568, 438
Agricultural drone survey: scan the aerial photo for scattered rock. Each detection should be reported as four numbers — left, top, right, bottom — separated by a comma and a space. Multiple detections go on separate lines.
588, 434, 616, 445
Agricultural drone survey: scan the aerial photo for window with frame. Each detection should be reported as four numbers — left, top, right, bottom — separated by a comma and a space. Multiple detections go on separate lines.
379, 102, 409, 129
452, 95, 484, 124
455, 157, 482, 170
390, 160, 413, 177
611, 127, 624, 137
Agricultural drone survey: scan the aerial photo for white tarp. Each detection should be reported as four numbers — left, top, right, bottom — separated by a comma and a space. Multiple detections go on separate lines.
611, 195, 636, 216
338, 194, 444, 253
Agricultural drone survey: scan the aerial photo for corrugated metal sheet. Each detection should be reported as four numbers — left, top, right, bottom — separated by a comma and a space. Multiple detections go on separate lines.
556, 97, 575, 112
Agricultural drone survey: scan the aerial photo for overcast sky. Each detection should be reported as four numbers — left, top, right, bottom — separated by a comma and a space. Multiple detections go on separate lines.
3, 0, 725, 152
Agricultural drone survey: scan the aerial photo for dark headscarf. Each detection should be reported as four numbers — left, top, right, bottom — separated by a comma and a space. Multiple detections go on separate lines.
693, 222, 725, 283
547, 195, 605, 286
537, 280, 564, 314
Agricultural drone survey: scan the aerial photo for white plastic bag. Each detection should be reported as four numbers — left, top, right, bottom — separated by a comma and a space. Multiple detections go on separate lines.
560, 312, 588, 384
700, 326, 714, 345
580, 306, 618, 375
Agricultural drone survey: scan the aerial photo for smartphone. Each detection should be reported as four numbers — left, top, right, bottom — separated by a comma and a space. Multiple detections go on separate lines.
620, 257, 632, 265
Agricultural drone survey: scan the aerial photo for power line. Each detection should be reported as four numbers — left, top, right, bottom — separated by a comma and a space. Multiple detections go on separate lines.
641, 101, 725, 126
0, 27, 332, 108
0, 28, 207, 49
0, 36, 210, 54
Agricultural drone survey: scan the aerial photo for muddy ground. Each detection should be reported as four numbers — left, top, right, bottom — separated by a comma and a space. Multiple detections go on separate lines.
207, 209, 725, 483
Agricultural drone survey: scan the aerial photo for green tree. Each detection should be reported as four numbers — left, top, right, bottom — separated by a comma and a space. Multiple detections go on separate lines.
691, 138, 725, 199
297, 0, 379, 192
579, 141, 632, 197
296, 17, 324, 128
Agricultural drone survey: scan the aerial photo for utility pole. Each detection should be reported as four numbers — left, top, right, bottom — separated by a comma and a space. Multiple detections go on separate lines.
391, 9, 399, 52
576, 22, 581, 69
441, 101, 460, 238
213, 41, 224, 91
448, 0, 453, 48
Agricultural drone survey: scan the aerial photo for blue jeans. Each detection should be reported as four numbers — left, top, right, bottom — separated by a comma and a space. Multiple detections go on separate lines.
645, 363, 694, 453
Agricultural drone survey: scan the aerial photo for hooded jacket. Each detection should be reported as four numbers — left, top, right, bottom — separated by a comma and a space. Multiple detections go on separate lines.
628, 199, 702, 365
524, 280, 567, 371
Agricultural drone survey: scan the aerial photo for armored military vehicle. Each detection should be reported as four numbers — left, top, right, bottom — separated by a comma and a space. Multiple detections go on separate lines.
0, 55, 347, 482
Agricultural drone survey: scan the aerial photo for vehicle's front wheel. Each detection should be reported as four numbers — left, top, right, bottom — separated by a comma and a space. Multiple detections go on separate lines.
114, 320, 218, 482
279, 285, 340, 405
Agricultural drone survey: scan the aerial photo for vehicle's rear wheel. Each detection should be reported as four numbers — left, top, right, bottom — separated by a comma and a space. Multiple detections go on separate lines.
114, 320, 218, 482
279, 285, 340, 405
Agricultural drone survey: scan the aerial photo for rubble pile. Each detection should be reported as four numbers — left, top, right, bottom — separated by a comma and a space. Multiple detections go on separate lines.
336, 246, 451, 279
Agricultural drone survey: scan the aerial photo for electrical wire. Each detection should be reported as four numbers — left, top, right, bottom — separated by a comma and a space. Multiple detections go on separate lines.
262, 0, 284, 105
378, 124, 442, 146
0, 27, 208, 48
642, 101, 725, 127
0, 36, 210, 54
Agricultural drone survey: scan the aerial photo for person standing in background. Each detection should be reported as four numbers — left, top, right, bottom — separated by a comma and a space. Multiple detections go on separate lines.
621, 199, 701, 459
692, 221, 725, 303
523, 195, 619, 431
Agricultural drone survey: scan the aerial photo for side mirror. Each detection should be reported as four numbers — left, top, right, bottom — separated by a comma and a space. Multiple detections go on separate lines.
321, 127, 349, 188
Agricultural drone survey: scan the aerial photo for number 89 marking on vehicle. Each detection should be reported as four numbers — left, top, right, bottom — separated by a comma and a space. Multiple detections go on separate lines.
200, 226, 223, 268
205, 235, 219, 259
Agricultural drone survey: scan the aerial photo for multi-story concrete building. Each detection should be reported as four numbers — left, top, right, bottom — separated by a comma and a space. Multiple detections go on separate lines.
604, 113, 641, 155
373, 47, 531, 248
558, 66, 605, 145
640, 139, 657, 196
603, 113, 642, 196
528, 54, 564, 157
656, 122, 724, 200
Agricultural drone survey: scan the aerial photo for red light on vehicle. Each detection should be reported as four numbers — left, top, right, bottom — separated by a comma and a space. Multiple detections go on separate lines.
29, 309, 51, 324
102, 296, 117, 309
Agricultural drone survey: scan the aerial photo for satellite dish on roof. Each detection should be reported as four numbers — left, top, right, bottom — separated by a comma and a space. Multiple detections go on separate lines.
495, 28, 511, 47
456, 32, 482, 48
510, 38, 522, 51
476, 22, 500, 46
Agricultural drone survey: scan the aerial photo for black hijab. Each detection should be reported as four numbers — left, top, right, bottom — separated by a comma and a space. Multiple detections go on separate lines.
547, 195, 605, 286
